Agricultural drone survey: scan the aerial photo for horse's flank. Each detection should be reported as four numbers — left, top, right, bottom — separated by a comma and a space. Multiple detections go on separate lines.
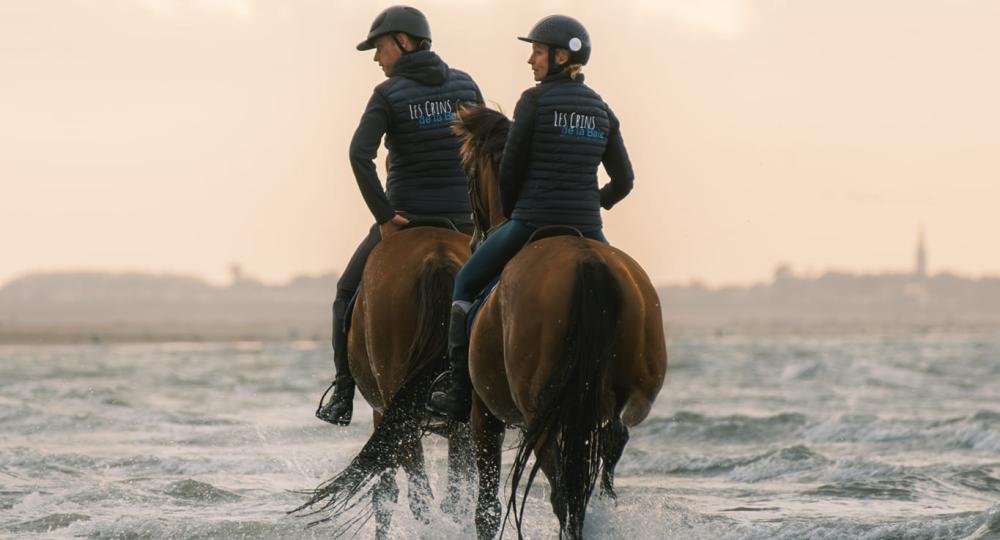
470, 236, 665, 428
350, 226, 470, 412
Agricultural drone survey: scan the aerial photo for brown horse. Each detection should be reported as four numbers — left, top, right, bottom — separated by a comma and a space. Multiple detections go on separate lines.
453, 106, 668, 539
292, 222, 475, 539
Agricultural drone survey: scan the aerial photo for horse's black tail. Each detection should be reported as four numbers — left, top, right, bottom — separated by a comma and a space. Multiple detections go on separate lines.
290, 255, 457, 532
506, 255, 623, 539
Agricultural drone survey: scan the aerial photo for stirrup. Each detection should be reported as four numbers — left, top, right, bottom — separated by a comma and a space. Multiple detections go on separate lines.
424, 370, 452, 418
427, 374, 471, 423
427, 391, 471, 423
427, 370, 450, 397
315, 379, 353, 426
315, 379, 337, 418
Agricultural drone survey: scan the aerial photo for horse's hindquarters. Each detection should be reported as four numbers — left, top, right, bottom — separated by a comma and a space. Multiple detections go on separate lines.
349, 227, 471, 412
471, 237, 666, 428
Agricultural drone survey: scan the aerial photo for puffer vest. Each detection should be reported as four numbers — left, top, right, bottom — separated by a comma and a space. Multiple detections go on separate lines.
379, 67, 479, 216
511, 78, 611, 231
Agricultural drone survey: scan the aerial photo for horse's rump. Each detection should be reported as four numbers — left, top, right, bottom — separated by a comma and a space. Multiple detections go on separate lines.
471, 237, 664, 426
350, 226, 470, 410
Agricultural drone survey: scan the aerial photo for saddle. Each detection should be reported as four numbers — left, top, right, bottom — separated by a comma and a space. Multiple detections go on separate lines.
526, 225, 583, 244
401, 216, 460, 232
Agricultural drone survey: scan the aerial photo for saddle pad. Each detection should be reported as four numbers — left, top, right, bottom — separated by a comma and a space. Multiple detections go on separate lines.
467, 276, 501, 337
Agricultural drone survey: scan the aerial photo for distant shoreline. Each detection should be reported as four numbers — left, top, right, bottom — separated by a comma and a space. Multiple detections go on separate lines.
0, 322, 328, 345
2, 270, 998, 344
3, 318, 999, 346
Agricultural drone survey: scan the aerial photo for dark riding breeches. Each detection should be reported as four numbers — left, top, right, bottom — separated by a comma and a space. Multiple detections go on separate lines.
335, 224, 382, 307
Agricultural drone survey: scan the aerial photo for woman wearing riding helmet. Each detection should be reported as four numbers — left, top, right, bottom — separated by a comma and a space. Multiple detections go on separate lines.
429, 15, 635, 421
316, 5, 483, 426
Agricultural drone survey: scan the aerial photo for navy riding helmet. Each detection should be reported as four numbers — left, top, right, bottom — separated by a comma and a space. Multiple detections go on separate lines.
518, 15, 592, 66
356, 5, 431, 51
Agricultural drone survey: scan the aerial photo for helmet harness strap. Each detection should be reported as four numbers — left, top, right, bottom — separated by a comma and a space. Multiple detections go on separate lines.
546, 45, 567, 76
391, 33, 412, 56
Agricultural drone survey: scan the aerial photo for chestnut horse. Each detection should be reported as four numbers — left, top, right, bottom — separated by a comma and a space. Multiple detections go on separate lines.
453, 106, 667, 539
292, 223, 475, 539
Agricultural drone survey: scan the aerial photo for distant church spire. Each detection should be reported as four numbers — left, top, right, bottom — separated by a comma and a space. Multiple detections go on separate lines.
915, 226, 927, 278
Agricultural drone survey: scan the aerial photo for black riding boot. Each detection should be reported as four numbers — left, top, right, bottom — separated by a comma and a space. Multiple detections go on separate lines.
316, 297, 355, 425
428, 302, 473, 422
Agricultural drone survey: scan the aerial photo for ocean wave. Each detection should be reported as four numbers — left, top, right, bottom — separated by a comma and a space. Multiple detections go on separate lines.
618, 448, 757, 476
803, 477, 921, 501
742, 509, 991, 540
574, 495, 996, 540
74, 517, 329, 540
620, 441, 978, 501
164, 479, 241, 503
0, 447, 234, 480
729, 445, 832, 482
619, 444, 831, 482
804, 410, 1000, 453
61, 481, 160, 507
639, 411, 809, 443
636, 409, 1000, 454
950, 467, 1000, 494
6, 512, 90, 534
0, 447, 98, 478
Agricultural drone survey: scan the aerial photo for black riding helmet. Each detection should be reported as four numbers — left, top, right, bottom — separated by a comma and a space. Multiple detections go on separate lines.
356, 5, 431, 52
518, 15, 591, 66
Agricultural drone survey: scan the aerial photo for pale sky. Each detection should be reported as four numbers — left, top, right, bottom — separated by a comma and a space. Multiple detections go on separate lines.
2, 0, 998, 287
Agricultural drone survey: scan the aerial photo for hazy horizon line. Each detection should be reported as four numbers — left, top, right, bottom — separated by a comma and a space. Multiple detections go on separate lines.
3, 263, 998, 292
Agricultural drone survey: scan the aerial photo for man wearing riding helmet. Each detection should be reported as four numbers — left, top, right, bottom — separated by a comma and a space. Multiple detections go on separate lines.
316, 5, 484, 426
429, 15, 635, 421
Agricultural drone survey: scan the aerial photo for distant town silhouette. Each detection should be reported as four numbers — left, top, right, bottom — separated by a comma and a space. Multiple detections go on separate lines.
2, 231, 998, 342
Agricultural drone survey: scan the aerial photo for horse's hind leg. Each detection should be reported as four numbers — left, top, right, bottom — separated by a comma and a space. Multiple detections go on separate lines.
399, 429, 433, 524
601, 418, 629, 500
370, 410, 399, 540
538, 451, 572, 538
471, 396, 504, 540
373, 467, 398, 540
443, 421, 475, 517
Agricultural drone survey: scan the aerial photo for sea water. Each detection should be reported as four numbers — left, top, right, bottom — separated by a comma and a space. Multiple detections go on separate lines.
1, 334, 998, 539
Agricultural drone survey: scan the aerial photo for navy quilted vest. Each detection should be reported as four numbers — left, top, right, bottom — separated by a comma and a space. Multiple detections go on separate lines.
511, 81, 611, 230
379, 65, 479, 216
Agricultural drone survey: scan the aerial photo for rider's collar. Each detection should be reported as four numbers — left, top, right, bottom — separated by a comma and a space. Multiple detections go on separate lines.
540, 70, 583, 85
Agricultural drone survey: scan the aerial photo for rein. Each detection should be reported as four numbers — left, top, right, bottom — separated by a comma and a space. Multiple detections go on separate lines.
466, 158, 492, 237
467, 153, 507, 241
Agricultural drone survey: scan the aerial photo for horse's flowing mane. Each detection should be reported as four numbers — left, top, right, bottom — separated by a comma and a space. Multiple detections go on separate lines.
452, 104, 510, 173
452, 105, 510, 238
